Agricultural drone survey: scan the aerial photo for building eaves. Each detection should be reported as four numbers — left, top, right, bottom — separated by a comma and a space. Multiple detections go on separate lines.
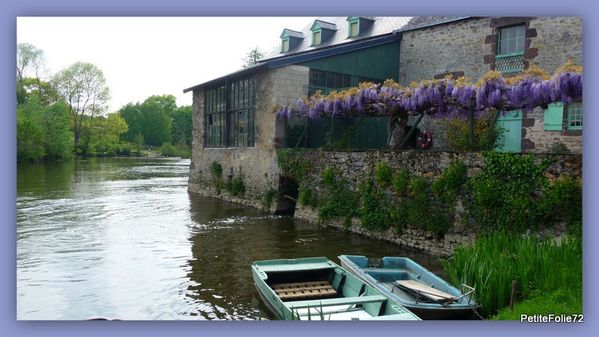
281, 28, 304, 39
182, 63, 266, 93
394, 16, 472, 33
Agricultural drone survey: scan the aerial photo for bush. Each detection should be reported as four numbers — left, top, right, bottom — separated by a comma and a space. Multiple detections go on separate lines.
318, 167, 358, 224
374, 162, 393, 188
298, 186, 318, 208
210, 161, 224, 194
541, 177, 582, 235
470, 152, 548, 232
359, 178, 391, 231
226, 174, 246, 196
159, 142, 179, 157
441, 110, 502, 152
391, 168, 410, 196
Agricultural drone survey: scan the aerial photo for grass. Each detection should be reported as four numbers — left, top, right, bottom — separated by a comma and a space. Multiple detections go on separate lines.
442, 231, 582, 318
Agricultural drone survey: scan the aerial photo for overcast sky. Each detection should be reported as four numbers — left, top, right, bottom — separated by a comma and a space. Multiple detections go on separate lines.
17, 17, 313, 112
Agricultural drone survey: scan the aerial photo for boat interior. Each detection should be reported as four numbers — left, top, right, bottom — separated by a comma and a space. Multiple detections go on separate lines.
264, 267, 417, 320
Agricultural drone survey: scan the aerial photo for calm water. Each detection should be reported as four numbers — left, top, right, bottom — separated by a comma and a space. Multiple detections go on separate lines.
16, 157, 444, 320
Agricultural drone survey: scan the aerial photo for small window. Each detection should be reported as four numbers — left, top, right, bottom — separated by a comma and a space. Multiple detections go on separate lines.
498, 25, 525, 55
567, 102, 583, 130
281, 38, 289, 52
349, 21, 359, 37
544, 103, 563, 131
313, 31, 321, 46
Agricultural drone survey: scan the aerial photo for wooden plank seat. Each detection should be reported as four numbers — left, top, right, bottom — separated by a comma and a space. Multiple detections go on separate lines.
272, 281, 337, 300
394, 280, 456, 302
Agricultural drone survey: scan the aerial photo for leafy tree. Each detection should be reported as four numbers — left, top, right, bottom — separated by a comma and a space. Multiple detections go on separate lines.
17, 43, 46, 104
171, 105, 192, 147
87, 113, 128, 156
119, 95, 176, 147
52, 62, 110, 152
17, 95, 46, 161
43, 101, 73, 160
242, 47, 264, 68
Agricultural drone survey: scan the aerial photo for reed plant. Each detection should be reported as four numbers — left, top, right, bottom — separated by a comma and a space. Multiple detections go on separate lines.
442, 231, 582, 317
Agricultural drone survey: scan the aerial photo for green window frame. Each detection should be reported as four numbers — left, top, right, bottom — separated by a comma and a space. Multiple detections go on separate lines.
498, 25, 526, 56
281, 38, 290, 52
312, 30, 321, 46
204, 77, 256, 148
567, 102, 583, 130
544, 103, 563, 131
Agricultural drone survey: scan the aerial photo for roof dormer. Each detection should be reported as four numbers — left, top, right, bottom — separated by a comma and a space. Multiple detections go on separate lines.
346, 16, 375, 38
280, 29, 304, 53
310, 20, 337, 46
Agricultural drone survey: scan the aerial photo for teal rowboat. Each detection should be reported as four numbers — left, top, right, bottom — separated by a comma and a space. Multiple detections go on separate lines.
338, 255, 477, 320
251, 257, 421, 320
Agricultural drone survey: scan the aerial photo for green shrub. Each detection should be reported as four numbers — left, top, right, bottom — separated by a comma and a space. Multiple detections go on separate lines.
298, 186, 318, 208
392, 169, 410, 196
359, 178, 391, 231
541, 177, 582, 234
210, 161, 224, 194
226, 174, 246, 196
374, 162, 393, 188
159, 142, 178, 157
262, 187, 277, 210
470, 152, 548, 232
318, 167, 358, 223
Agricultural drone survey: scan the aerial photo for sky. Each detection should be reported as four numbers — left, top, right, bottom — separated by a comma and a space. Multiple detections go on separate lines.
17, 17, 313, 112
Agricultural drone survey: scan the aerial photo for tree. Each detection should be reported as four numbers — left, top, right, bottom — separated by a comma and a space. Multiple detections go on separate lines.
52, 62, 110, 152
17, 43, 46, 104
242, 47, 264, 69
17, 95, 46, 161
171, 105, 192, 147
119, 95, 175, 147
87, 113, 128, 156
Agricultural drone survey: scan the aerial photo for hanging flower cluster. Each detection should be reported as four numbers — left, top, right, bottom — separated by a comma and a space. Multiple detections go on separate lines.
276, 61, 582, 120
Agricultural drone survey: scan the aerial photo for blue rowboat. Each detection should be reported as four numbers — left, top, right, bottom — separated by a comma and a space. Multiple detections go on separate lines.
338, 255, 477, 320
252, 257, 421, 320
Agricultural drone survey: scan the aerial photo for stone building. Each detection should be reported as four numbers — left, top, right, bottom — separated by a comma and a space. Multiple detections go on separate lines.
184, 16, 583, 211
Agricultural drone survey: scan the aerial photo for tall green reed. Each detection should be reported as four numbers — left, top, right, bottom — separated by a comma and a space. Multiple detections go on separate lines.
442, 232, 581, 317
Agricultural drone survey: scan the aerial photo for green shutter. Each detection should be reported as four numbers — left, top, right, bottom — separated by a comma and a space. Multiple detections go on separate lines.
544, 103, 563, 131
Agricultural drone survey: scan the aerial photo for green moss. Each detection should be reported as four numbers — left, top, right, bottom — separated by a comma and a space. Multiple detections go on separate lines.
492, 289, 582, 320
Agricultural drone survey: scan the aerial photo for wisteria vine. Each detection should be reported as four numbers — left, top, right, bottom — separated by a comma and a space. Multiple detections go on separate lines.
276, 62, 582, 120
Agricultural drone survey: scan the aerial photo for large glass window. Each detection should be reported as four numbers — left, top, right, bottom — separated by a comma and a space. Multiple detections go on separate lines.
204, 77, 255, 148
308, 69, 383, 96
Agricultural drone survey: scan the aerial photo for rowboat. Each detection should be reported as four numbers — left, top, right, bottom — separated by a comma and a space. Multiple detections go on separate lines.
251, 257, 421, 320
338, 255, 477, 320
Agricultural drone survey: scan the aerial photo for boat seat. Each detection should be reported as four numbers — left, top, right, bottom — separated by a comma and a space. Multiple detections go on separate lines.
394, 280, 456, 302
272, 281, 337, 301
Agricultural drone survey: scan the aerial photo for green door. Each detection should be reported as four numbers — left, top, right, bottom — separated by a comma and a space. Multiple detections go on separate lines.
495, 110, 522, 152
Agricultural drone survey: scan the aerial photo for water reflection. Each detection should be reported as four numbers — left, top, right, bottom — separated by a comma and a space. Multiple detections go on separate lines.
18, 157, 443, 320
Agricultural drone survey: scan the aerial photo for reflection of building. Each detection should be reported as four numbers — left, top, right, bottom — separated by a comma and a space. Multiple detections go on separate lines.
184, 17, 582, 209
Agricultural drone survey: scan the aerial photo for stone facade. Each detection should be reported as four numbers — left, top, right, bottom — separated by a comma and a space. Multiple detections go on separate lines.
188, 65, 309, 209
292, 150, 582, 256
399, 17, 583, 153
522, 107, 583, 154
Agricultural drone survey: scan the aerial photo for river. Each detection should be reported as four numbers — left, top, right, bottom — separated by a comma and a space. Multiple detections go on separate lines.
16, 157, 444, 320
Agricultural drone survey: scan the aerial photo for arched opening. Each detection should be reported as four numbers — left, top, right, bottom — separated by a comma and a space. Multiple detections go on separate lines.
275, 176, 299, 215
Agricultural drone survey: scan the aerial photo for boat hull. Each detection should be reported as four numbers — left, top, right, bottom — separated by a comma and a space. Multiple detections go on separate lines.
339, 255, 477, 320
252, 257, 421, 320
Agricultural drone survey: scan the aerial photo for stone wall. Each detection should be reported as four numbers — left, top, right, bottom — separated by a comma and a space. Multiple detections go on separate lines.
188, 65, 309, 208
523, 107, 583, 154
292, 150, 582, 256
399, 17, 582, 85
399, 17, 583, 153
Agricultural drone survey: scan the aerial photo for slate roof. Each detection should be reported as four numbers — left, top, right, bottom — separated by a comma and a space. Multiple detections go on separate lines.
262, 16, 412, 60
397, 16, 471, 32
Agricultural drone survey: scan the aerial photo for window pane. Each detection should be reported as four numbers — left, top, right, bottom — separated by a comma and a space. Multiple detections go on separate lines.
313, 31, 321, 45
350, 22, 359, 37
